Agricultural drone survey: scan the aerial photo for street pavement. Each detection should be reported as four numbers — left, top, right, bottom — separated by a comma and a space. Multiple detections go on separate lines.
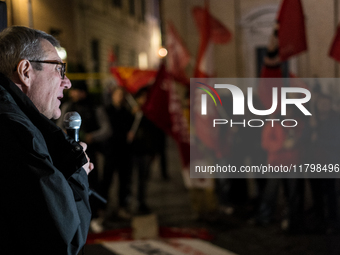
83, 138, 340, 255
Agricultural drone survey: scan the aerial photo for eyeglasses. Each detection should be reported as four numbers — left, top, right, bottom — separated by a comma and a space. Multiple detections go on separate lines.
29, 60, 66, 79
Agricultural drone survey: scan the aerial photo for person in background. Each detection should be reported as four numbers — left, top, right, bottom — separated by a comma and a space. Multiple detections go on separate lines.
57, 80, 112, 219
0, 26, 93, 255
256, 105, 306, 232
102, 86, 134, 221
128, 87, 162, 214
308, 94, 340, 234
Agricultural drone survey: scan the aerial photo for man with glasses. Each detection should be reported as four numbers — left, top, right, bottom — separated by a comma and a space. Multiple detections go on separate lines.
0, 26, 93, 254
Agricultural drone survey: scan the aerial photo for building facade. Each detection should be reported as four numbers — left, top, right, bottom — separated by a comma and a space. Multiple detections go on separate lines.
161, 0, 340, 79
4, 0, 340, 84
5, 0, 162, 82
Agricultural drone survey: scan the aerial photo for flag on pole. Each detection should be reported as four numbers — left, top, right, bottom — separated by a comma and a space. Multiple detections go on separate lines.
166, 21, 191, 86
143, 63, 190, 167
192, 3, 232, 45
277, 0, 307, 61
192, 1, 232, 78
110, 67, 157, 94
192, 1, 231, 157
259, 25, 308, 114
329, 23, 340, 62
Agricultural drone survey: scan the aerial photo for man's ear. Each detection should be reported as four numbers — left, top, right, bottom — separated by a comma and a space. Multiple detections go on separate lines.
16, 59, 34, 88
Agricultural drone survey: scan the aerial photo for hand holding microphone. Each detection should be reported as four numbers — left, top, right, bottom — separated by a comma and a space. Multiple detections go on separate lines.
63, 111, 94, 175
78, 142, 94, 175
63, 111, 106, 204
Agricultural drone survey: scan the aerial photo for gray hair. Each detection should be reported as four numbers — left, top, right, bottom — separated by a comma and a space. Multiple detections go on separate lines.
0, 26, 60, 78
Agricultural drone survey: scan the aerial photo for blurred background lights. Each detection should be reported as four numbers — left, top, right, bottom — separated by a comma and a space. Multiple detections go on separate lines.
158, 47, 168, 58
56, 47, 67, 61
138, 52, 148, 69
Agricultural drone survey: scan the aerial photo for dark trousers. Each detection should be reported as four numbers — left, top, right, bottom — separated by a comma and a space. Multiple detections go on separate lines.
309, 179, 338, 224
101, 151, 132, 209
133, 154, 153, 206
256, 178, 304, 226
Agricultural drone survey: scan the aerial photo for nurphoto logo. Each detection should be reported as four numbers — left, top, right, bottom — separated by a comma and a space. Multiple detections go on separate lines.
198, 82, 311, 128
195, 82, 222, 115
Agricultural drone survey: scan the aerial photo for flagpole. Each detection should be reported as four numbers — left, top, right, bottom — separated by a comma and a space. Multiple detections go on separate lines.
28, 0, 34, 28
125, 92, 142, 143
335, 0, 339, 78
234, 0, 242, 77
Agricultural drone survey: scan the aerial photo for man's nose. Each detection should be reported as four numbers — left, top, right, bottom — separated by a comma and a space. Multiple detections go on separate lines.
62, 76, 72, 89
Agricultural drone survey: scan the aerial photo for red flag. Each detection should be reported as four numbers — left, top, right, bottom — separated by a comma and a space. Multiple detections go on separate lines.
277, 0, 307, 61
258, 65, 283, 110
166, 21, 191, 86
191, 1, 231, 157
329, 23, 340, 62
192, 5, 232, 45
143, 64, 190, 167
258, 0, 309, 113
110, 67, 157, 94
192, 1, 232, 77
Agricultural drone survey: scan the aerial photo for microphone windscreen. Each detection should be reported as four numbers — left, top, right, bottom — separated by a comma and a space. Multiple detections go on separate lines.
63, 111, 82, 129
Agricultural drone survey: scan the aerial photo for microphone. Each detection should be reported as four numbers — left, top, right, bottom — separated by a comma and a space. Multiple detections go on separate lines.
63, 111, 107, 204
63, 111, 81, 142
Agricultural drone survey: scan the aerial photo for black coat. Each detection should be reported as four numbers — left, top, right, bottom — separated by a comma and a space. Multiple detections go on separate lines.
0, 73, 91, 255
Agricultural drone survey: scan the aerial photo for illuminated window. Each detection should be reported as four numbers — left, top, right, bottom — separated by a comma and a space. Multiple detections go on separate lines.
138, 52, 148, 69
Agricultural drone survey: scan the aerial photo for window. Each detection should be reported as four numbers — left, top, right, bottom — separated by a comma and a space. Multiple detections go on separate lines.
151, 0, 159, 19
129, 49, 137, 67
91, 39, 100, 72
129, 0, 135, 16
114, 44, 120, 65
138, 52, 148, 69
141, 0, 146, 22
112, 0, 122, 8
0, 2, 6, 32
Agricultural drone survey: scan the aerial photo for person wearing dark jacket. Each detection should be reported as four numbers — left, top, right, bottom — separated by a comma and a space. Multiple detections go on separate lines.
128, 87, 162, 214
102, 86, 134, 218
57, 80, 112, 219
0, 26, 93, 255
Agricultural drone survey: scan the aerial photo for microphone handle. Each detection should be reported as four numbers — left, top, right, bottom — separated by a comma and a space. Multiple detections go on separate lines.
89, 189, 107, 204
66, 128, 79, 142
65, 127, 107, 204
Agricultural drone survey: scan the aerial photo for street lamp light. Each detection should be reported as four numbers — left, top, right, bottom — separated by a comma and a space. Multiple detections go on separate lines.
158, 47, 168, 58
56, 47, 67, 61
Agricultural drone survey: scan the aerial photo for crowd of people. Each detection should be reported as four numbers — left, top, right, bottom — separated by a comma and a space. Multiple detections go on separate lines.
55, 75, 340, 237
211, 90, 340, 235
2, 25, 340, 255
57, 79, 168, 233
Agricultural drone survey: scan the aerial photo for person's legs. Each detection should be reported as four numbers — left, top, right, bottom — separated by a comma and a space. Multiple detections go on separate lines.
118, 155, 132, 209
136, 154, 153, 214
284, 179, 305, 232
255, 178, 281, 225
